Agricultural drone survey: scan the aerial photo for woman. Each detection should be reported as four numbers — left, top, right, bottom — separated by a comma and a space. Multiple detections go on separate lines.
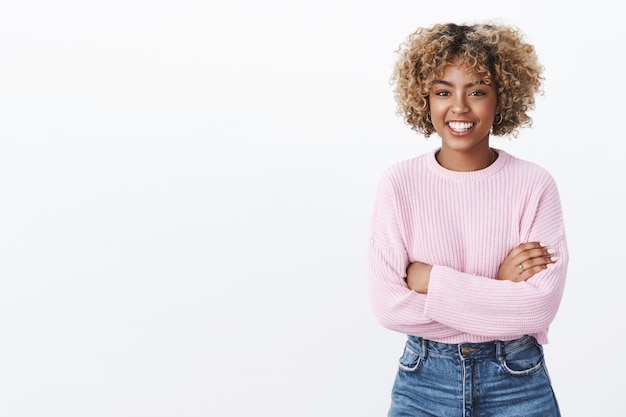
367, 22, 568, 416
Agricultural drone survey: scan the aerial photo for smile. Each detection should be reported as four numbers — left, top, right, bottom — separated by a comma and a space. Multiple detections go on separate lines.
448, 121, 474, 132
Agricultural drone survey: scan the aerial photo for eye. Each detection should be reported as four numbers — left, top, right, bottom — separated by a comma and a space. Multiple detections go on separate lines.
469, 90, 487, 97
433, 90, 451, 97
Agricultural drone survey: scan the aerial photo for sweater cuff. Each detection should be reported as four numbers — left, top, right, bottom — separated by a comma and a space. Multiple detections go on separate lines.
424, 264, 475, 324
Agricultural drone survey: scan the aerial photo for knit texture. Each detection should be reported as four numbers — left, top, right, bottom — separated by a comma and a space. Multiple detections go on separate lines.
368, 148, 568, 344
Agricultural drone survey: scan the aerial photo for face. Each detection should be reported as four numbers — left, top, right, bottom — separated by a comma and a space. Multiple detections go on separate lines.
428, 64, 498, 154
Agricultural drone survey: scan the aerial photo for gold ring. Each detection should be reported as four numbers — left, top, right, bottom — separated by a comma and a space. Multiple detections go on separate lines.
518, 264, 524, 269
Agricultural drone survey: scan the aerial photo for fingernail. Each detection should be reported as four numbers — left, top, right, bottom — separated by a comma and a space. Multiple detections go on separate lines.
540, 242, 548, 247
550, 256, 559, 261
547, 249, 556, 254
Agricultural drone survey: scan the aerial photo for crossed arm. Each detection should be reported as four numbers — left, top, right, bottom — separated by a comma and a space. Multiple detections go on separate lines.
406, 241, 558, 293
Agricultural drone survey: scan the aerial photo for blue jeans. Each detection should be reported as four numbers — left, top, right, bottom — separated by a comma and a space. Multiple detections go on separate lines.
388, 335, 561, 417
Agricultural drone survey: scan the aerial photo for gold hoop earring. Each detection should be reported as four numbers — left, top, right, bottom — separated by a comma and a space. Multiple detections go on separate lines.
494, 114, 503, 125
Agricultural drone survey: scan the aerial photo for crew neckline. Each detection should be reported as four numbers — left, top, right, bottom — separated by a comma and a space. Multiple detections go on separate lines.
426, 147, 509, 182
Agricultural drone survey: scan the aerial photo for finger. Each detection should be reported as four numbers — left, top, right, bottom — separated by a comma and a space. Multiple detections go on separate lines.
528, 255, 559, 269
517, 255, 558, 279
509, 242, 546, 261
520, 264, 549, 280
514, 245, 555, 267
517, 241, 548, 253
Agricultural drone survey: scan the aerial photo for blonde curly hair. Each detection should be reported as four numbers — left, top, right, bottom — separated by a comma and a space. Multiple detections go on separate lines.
391, 22, 544, 137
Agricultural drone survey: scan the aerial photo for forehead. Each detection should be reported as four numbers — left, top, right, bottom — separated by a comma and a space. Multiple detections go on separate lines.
436, 63, 491, 84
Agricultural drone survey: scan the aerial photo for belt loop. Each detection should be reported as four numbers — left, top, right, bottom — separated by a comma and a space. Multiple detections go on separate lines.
421, 337, 428, 360
495, 340, 504, 361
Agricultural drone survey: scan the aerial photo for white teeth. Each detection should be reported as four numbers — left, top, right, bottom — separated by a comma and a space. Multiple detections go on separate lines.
448, 121, 473, 132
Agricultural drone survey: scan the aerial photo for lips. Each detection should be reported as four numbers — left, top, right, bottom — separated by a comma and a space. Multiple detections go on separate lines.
448, 121, 474, 132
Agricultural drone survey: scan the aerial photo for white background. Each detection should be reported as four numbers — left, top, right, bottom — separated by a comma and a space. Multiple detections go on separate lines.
0, 1, 623, 416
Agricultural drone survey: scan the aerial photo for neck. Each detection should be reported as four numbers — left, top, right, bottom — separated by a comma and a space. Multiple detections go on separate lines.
436, 147, 497, 172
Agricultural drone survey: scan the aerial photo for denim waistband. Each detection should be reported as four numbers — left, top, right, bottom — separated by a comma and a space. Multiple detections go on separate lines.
406, 335, 538, 360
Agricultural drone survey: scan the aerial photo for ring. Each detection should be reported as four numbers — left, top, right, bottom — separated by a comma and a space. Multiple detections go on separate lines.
518, 264, 524, 269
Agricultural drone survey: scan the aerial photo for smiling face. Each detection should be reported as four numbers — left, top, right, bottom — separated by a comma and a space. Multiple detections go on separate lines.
428, 64, 498, 158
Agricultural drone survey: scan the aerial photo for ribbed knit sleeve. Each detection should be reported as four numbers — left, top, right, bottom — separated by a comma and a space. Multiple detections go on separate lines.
367, 148, 569, 344
368, 172, 463, 340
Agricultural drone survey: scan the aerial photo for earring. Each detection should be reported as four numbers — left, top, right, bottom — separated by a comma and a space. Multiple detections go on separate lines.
494, 114, 503, 125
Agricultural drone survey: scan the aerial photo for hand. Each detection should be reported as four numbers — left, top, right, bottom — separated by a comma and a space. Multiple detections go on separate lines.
497, 242, 557, 282
406, 261, 433, 294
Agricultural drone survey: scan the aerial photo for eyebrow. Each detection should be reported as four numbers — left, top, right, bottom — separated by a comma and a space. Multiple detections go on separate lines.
432, 80, 487, 87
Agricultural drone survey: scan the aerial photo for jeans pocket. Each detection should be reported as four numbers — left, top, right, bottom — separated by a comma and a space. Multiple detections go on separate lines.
398, 343, 424, 373
499, 341, 544, 376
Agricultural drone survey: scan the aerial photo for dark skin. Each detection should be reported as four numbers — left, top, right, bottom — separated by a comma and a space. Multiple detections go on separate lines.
406, 242, 558, 293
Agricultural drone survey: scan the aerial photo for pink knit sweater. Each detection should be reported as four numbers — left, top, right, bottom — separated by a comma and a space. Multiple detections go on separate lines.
368, 148, 568, 344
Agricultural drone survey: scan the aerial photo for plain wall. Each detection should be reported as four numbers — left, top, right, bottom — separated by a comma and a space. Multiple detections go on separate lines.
0, 1, 623, 416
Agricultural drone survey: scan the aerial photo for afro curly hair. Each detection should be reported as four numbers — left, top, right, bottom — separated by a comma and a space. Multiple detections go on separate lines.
390, 22, 544, 137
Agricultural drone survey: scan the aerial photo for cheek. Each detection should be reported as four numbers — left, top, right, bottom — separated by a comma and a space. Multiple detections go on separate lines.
480, 106, 498, 119
428, 104, 447, 123
427, 98, 441, 113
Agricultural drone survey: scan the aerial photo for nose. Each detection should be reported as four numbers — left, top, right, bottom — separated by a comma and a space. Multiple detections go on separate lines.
451, 94, 469, 114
